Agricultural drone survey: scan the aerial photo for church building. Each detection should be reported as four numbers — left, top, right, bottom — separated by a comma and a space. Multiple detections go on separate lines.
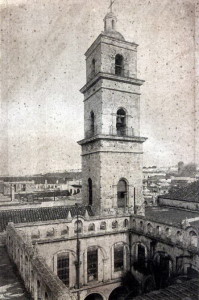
4, 8, 199, 300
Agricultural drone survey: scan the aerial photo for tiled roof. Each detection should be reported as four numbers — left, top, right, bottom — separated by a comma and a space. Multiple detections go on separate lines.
163, 180, 199, 202
0, 205, 94, 232
145, 207, 199, 228
127, 278, 199, 300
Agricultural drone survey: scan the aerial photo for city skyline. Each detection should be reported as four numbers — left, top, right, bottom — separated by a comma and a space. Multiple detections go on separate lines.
1, 0, 198, 175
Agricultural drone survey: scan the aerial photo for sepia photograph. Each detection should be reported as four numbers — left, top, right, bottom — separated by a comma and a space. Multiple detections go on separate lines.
0, 0, 199, 299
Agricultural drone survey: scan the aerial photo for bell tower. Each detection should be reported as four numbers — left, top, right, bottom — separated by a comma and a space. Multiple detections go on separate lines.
78, 12, 147, 216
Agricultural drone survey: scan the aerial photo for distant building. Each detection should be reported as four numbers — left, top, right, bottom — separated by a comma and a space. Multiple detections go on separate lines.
3, 181, 35, 196
170, 177, 197, 187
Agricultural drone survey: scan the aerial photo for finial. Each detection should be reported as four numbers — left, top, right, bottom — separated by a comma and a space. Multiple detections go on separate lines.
109, 0, 115, 13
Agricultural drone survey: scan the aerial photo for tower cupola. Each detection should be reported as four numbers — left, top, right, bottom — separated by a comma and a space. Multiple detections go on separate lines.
104, 12, 117, 32
103, 12, 125, 40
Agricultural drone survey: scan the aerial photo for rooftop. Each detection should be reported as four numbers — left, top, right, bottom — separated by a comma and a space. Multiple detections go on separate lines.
128, 278, 199, 300
145, 206, 199, 229
163, 180, 199, 202
0, 205, 94, 232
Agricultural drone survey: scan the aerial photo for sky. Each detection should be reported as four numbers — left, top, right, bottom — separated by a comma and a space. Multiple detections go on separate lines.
0, 0, 198, 175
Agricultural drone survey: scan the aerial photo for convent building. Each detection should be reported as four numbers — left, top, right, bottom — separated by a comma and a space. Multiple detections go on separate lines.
4, 10, 199, 300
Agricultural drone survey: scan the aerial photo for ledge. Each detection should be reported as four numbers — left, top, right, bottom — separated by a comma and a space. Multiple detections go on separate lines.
80, 72, 145, 94
78, 134, 147, 145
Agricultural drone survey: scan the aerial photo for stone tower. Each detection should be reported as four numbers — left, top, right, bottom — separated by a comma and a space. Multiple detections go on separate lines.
78, 12, 146, 215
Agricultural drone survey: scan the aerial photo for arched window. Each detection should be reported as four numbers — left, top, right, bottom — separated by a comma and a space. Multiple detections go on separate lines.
137, 244, 146, 268
90, 111, 95, 135
57, 253, 69, 286
147, 223, 153, 233
116, 108, 126, 136
92, 58, 96, 75
156, 226, 161, 235
61, 226, 69, 236
46, 228, 54, 237
115, 54, 124, 76
114, 243, 124, 272
74, 220, 83, 234
189, 230, 197, 247
140, 221, 144, 230
100, 221, 106, 230
123, 219, 129, 228
117, 179, 127, 208
166, 228, 171, 237
88, 178, 93, 206
88, 223, 95, 232
87, 247, 98, 281
112, 220, 118, 229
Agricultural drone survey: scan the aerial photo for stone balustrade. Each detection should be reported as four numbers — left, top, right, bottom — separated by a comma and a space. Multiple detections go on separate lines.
15, 215, 130, 242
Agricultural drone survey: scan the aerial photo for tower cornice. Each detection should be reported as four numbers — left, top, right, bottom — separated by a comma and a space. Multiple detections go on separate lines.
78, 134, 147, 146
80, 72, 145, 94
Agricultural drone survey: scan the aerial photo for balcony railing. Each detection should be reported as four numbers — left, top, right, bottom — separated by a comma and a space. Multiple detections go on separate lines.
87, 69, 130, 82
109, 126, 134, 137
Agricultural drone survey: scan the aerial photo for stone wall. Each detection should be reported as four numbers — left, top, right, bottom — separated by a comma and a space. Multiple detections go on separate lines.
6, 223, 75, 300
130, 215, 199, 280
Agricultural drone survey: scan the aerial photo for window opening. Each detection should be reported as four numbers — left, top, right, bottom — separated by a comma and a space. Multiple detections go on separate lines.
115, 54, 124, 76
92, 59, 96, 75
117, 179, 127, 208
87, 248, 98, 281
116, 109, 126, 136
90, 111, 95, 135
74, 220, 83, 234
100, 221, 106, 230
88, 223, 95, 231
137, 244, 145, 267
112, 221, 118, 229
88, 178, 93, 206
57, 254, 70, 286
114, 244, 124, 272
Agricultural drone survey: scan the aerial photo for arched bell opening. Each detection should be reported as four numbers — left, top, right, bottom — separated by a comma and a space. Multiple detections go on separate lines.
117, 179, 128, 208
116, 108, 126, 136
115, 54, 124, 76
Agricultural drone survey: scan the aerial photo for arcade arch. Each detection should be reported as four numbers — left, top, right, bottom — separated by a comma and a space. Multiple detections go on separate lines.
84, 293, 103, 300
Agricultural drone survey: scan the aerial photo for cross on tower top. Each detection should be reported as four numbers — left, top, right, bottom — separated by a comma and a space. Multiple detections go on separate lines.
108, 0, 115, 12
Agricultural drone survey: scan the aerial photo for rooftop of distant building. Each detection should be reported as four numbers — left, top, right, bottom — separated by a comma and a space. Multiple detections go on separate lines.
145, 206, 199, 230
